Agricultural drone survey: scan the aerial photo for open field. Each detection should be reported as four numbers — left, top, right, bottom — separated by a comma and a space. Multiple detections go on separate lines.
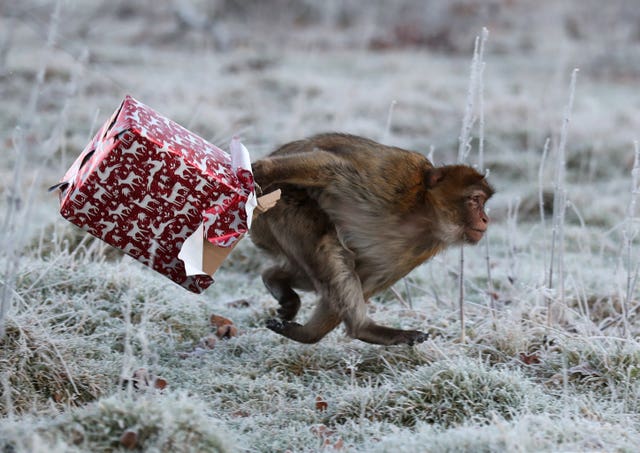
2, 1, 640, 451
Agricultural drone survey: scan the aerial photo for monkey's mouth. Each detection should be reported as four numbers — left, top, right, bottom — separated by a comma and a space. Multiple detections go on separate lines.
465, 228, 486, 243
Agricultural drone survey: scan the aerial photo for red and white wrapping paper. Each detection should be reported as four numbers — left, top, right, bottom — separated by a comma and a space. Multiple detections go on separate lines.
54, 95, 256, 293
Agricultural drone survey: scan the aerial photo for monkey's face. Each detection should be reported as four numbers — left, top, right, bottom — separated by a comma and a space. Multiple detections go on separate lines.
426, 165, 494, 245
462, 188, 491, 244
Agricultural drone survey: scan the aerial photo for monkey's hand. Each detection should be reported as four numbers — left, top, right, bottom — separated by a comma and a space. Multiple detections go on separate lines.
265, 318, 300, 336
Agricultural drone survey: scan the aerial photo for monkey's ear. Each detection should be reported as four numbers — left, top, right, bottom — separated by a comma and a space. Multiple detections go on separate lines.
424, 167, 446, 189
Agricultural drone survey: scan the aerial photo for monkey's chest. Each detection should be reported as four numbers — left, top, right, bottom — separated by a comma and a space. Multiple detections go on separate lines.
313, 188, 441, 295
342, 224, 441, 297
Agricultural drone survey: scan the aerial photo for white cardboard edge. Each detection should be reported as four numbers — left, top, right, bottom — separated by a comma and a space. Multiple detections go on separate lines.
179, 137, 257, 277
230, 136, 258, 228
178, 222, 205, 276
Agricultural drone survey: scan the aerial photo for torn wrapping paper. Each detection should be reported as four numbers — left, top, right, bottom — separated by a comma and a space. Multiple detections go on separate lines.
51, 95, 277, 293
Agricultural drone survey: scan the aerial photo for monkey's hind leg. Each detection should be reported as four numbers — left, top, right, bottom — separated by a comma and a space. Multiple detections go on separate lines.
343, 289, 429, 345
265, 233, 349, 344
265, 233, 430, 346
262, 266, 311, 321
345, 316, 430, 346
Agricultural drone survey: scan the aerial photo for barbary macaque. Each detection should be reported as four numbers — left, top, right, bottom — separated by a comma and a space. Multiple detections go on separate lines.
250, 133, 493, 345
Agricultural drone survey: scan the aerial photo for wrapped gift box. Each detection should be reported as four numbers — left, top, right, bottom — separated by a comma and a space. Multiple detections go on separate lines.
51, 95, 269, 293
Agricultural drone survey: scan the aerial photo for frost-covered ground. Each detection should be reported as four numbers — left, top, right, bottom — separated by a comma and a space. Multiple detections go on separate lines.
2, 1, 640, 451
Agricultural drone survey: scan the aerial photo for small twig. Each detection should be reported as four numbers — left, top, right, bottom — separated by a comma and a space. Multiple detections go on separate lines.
539, 137, 551, 271
548, 68, 579, 326
622, 140, 640, 337
382, 99, 397, 144
390, 287, 411, 310
456, 28, 489, 342
459, 246, 465, 343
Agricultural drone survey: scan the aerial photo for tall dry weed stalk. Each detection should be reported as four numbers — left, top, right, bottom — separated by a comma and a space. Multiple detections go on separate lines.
475, 32, 496, 324
382, 99, 397, 144
538, 138, 551, 266
1, 1, 63, 338
622, 141, 640, 336
457, 28, 489, 342
547, 68, 578, 326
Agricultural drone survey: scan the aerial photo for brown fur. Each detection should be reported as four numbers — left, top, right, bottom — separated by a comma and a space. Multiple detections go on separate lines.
251, 133, 494, 345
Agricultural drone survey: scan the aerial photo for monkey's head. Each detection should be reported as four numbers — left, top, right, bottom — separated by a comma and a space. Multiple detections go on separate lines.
424, 165, 494, 245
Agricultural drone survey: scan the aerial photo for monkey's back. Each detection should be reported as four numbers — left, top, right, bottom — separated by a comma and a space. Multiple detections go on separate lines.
252, 133, 444, 297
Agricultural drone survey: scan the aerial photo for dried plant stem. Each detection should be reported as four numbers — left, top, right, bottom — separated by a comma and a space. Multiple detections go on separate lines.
1, 0, 65, 338
477, 29, 488, 172
382, 99, 397, 144
390, 287, 411, 309
457, 28, 489, 341
547, 68, 579, 326
458, 34, 478, 163
475, 30, 495, 324
538, 137, 552, 315
484, 238, 495, 324
623, 141, 640, 336
382, 98, 413, 309
459, 245, 465, 343
539, 138, 551, 259
427, 145, 435, 163
507, 197, 521, 285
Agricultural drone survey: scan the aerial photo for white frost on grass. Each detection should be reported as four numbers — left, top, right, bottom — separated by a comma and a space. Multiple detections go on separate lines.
2, 1, 640, 451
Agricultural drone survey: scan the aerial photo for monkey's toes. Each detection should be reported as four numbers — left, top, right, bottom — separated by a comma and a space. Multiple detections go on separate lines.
406, 331, 429, 346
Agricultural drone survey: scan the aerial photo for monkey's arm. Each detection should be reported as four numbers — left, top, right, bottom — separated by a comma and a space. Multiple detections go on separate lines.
252, 150, 348, 190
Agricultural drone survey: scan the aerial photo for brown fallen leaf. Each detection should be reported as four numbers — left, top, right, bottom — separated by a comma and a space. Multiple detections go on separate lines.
519, 352, 541, 365
210, 314, 234, 327
315, 396, 328, 412
216, 324, 238, 339
154, 377, 168, 390
323, 438, 344, 450
120, 430, 138, 449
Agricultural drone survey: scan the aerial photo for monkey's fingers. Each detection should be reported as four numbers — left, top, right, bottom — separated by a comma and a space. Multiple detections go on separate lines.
266, 318, 298, 335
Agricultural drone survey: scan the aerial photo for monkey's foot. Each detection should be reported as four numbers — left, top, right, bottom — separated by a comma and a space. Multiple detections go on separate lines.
404, 331, 430, 346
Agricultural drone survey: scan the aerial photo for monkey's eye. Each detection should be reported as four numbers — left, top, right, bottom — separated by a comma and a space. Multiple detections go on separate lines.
469, 194, 487, 209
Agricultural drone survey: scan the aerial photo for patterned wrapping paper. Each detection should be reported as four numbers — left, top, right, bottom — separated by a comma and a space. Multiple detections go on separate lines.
53, 96, 255, 293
